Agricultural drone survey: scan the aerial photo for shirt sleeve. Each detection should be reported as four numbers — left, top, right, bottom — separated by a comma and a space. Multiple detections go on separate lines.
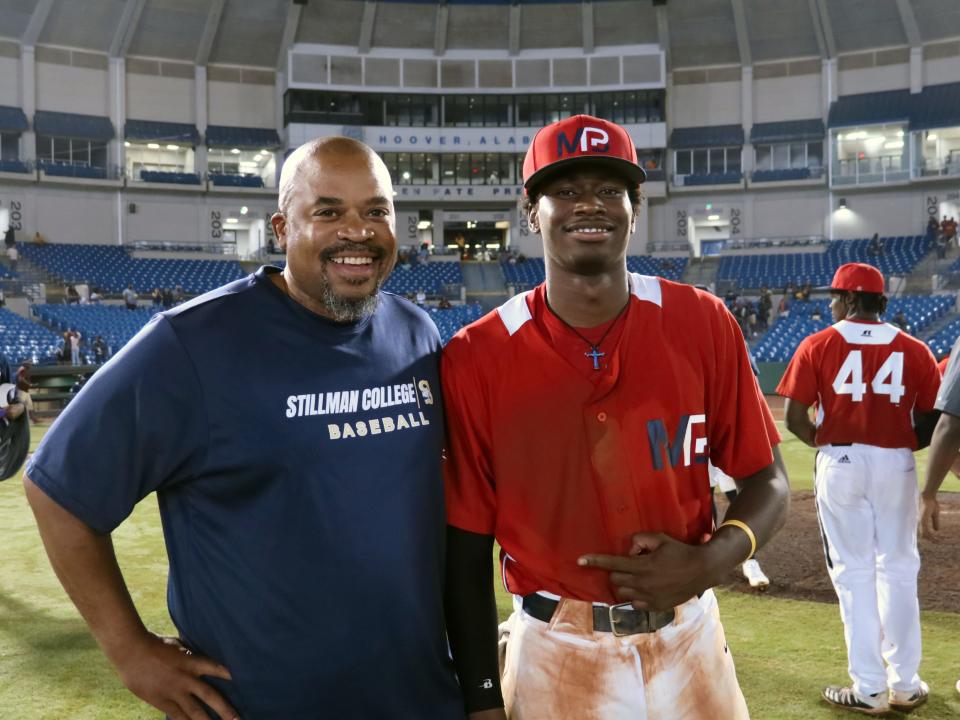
776, 337, 819, 406
914, 342, 941, 414
935, 335, 960, 416
25, 315, 208, 533
706, 304, 776, 480
441, 333, 497, 535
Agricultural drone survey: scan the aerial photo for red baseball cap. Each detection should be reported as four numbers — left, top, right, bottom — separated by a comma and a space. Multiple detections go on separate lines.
522, 114, 645, 194
831, 262, 885, 294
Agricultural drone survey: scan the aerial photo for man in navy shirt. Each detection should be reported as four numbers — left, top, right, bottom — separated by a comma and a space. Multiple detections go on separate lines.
24, 137, 465, 720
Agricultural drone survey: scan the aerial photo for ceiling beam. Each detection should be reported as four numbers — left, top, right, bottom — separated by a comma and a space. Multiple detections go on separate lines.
108, 0, 146, 58
807, 0, 826, 58
276, 1, 303, 70
654, 1, 670, 70
582, 2, 594, 55
893, 0, 921, 47
811, 0, 836, 58
195, 0, 225, 67
730, 0, 751, 66
508, 3, 520, 56
434, 3, 449, 56
358, 0, 377, 54
22, 0, 55, 47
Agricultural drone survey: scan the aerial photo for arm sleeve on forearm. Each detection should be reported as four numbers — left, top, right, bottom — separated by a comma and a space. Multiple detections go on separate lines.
445, 526, 505, 713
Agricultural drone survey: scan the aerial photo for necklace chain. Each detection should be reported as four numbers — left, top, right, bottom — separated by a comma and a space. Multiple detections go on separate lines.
545, 294, 630, 369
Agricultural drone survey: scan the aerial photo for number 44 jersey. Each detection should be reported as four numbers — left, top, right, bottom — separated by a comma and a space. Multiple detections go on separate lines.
777, 319, 941, 449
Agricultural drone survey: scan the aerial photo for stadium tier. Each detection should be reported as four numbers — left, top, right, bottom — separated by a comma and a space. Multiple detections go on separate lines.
32, 305, 162, 361
19, 243, 245, 294
427, 304, 484, 345
718, 236, 932, 289
752, 295, 955, 362
501, 256, 688, 290
926, 317, 960, 359
0, 308, 64, 364
382, 261, 463, 295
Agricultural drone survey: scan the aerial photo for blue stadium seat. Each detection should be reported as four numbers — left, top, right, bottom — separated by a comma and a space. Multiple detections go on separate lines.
383, 260, 464, 295
0, 308, 64, 363
32, 305, 162, 362
501, 255, 687, 291
427, 304, 484, 345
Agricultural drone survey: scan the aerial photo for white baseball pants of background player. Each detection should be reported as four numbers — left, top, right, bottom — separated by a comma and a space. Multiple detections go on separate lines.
814, 443, 923, 697
500, 589, 749, 719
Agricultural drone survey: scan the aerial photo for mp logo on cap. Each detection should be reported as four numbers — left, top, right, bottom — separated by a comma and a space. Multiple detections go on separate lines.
557, 126, 610, 157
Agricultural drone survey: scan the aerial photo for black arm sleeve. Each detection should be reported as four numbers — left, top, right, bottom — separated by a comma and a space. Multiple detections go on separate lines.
445, 526, 505, 713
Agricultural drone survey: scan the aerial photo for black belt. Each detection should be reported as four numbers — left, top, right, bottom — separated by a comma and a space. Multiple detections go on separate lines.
521, 593, 676, 636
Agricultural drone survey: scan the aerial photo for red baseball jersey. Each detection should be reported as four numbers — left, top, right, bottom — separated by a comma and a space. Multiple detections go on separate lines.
442, 275, 779, 603
777, 319, 940, 449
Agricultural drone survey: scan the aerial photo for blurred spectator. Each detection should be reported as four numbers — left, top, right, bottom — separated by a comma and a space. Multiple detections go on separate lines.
66, 328, 82, 365
0, 287, 5, 308
92, 336, 108, 364
867, 233, 882, 256
438, 296, 452, 310
15, 362, 35, 423
161, 287, 174, 307
758, 287, 772, 329
892, 311, 909, 333
724, 288, 737, 308
943, 216, 958, 246
811, 306, 823, 321
122, 284, 138, 310
415, 288, 427, 307
7, 243, 17, 271
3, 224, 13, 249
33, 231, 45, 246
65, 285, 80, 304
927, 216, 940, 244
172, 285, 184, 305
89, 288, 102, 304
778, 293, 791, 318
799, 280, 812, 301
152, 288, 163, 307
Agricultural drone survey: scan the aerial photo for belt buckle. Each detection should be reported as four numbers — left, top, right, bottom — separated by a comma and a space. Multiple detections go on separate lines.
608, 602, 644, 637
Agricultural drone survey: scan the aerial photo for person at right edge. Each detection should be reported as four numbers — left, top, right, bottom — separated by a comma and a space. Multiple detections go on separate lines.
442, 114, 790, 720
920, 330, 960, 698
777, 262, 940, 716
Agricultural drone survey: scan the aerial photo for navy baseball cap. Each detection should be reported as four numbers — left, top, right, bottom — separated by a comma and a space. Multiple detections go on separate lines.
522, 115, 646, 194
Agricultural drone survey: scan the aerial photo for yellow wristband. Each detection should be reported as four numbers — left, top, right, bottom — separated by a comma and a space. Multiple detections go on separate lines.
718, 519, 757, 560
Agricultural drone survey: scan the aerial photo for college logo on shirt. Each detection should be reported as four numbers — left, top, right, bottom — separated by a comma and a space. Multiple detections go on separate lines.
646, 413, 708, 470
284, 379, 436, 440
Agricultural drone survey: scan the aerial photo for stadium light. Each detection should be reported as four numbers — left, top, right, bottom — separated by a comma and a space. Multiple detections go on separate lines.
166, 144, 180, 151
417, 220, 432, 230
123, 141, 130, 147
147, 143, 160, 149
838, 198, 847, 210
230, 148, 241, 154
240, 206, 248, 215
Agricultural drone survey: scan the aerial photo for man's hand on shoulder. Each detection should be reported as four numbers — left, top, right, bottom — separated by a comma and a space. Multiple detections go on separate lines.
114, 632, 238, 720
578, 533, 716, 611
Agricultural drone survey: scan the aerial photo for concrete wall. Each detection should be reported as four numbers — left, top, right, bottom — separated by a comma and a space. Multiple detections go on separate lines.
837, 63, 910, 96
0, 56, 19, 106
35, 62, 108, 115
208, 81, 275, 128
671, 79, 741, 128
754, 74, 822, 123
923, 54, 960, 87
126, 73, 195, 124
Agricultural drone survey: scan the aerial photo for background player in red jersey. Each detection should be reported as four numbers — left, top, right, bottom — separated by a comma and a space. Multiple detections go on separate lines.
442, 115, 790, 720
778, 262, 940, 715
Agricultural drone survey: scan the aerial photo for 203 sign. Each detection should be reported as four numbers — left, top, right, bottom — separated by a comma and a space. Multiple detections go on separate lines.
211, 210, 222, 240
8, 200, 23, 231
730, 208, 741, 236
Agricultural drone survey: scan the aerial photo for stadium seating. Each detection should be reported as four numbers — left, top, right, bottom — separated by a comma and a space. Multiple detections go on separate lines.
19, 243, 245, 294
681, 171, 742, 186
427, 304, 484, 345
501, 256, 688, 291
0, 159, 30, 174
140, 170, 202, 185
383, 260, 463, 295
718, 236, 932, 289
751, 168, 813, 183
32, 304, 161, 361
38, 162, 108, 180
209, 173, 264, 188
752, 294, 954, 362
0, 308, 64, 364
926, 317, 960, 359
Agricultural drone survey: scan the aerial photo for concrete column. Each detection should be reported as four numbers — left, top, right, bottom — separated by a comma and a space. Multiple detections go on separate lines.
19, 46, 36, 163
431, 207, 444, 249
108, 57, 126, 178
909, 45, 923, 93
741, 66, 753, 176
195, 65, 208, 180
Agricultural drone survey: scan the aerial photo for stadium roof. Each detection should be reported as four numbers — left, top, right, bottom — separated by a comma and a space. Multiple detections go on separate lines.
0, 0, 956, 71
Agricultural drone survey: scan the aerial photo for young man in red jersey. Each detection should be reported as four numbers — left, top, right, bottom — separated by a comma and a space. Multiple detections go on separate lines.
442, 115, 790, 720
778, 262, 940, 715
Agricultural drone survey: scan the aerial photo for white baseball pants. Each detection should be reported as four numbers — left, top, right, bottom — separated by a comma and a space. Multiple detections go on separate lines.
500, 589, 749, 720
814, 443, 923, 696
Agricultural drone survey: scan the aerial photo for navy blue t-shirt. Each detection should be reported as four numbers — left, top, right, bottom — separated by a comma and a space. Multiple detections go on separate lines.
27, 267, 465, 719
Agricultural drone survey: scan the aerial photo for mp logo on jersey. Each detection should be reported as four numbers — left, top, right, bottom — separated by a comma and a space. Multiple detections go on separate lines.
647, 413, 708, 470
556, 126, 610, 157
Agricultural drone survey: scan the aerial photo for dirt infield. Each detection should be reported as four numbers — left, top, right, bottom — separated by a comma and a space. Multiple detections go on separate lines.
717, 491, 960, 614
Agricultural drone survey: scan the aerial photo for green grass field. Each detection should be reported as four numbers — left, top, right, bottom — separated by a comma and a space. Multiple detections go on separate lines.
1, 424, 958, 718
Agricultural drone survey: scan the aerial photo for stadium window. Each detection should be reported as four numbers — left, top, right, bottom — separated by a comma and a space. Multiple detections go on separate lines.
516, 95, 531, 126
545, 95, 562, 124
726, 147, 741, 174
808, 141, 823, 168
709, 148, 725, 173
755, 144, 772, 171
0, 133, 19, 161
384, 95, 410, 126
773, 144, 789, 169
693, 149, 708, 175
440, 153, 456, 184
675, 149, 692, 175
789, 142, 806, 169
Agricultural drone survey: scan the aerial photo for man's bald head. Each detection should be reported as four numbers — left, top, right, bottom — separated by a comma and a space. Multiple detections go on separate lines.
278, 137, 391, 215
